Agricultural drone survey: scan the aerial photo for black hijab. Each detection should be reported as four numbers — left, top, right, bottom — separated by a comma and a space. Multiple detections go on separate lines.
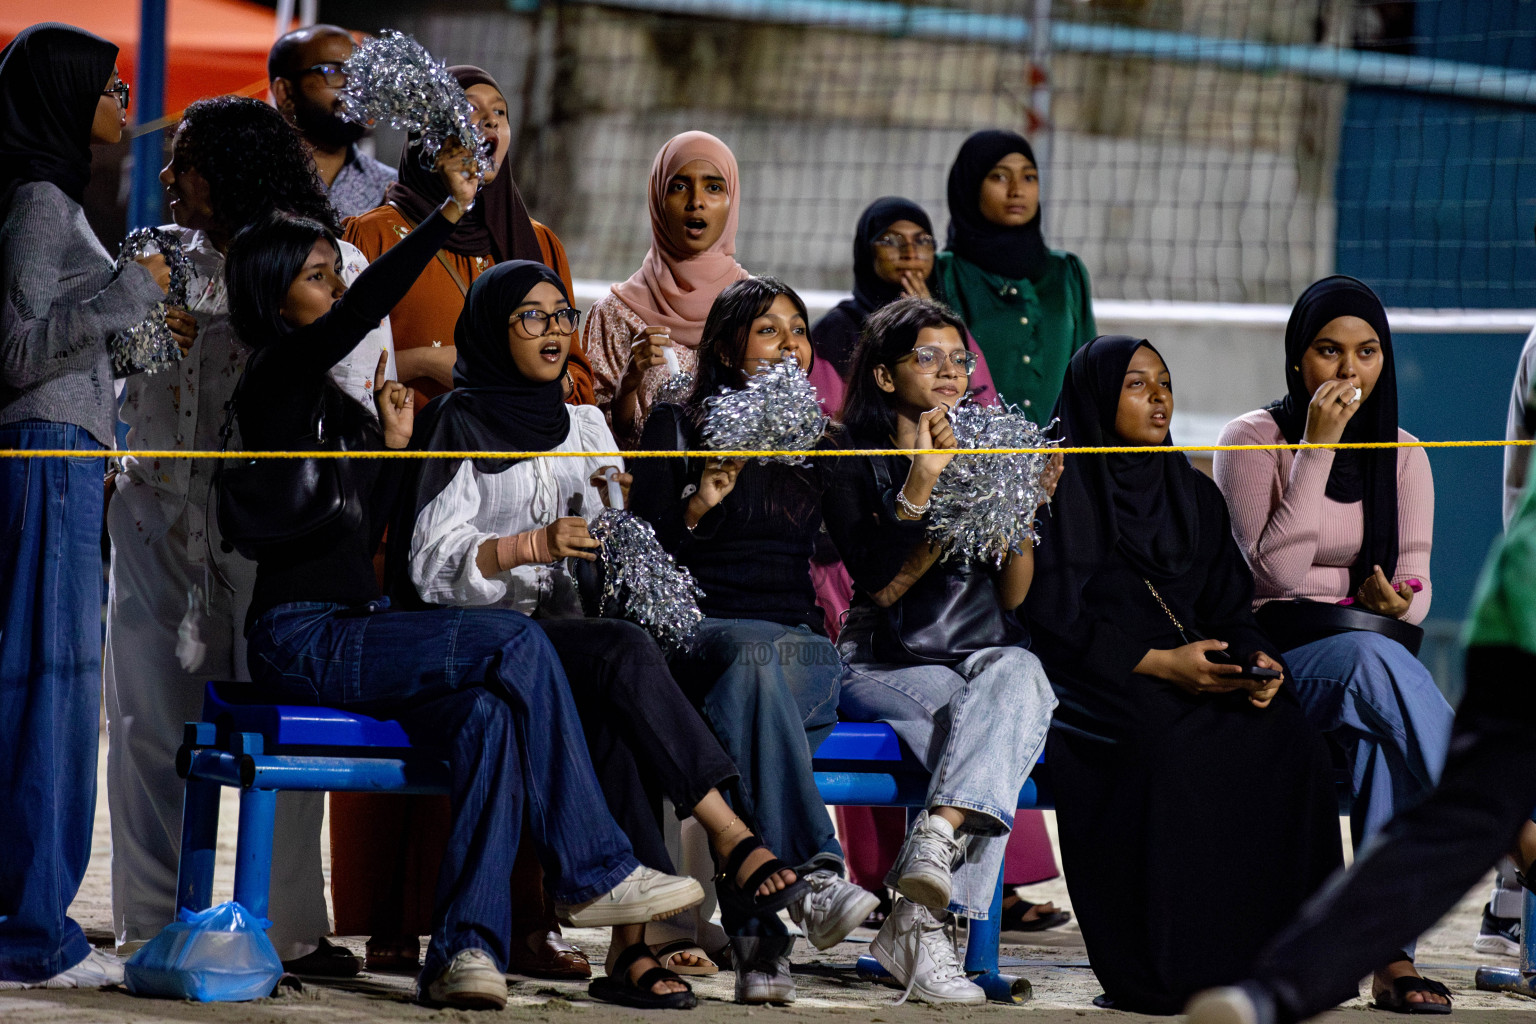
383, 65, 544, 264
815, 196, 936, 375
1266, 275, 1399, 591
0, 23, 118, 204
945, 129, 1050, 283
387, 260, 574, 606
1030, 336, 1203, 629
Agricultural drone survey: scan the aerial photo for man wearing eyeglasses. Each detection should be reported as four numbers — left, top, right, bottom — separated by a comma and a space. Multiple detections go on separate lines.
268, 25, 395, 219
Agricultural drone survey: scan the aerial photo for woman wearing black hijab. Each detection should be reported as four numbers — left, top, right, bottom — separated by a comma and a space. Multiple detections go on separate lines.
392, 261, 812, 1007
1213, 277, 1452, 1011
934, 130, 1094, 420
0, 22, 177, 989
1026, 336, 1343, 1014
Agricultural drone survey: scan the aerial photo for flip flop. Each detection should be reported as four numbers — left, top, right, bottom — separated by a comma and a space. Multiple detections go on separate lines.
1001, 898, 1072, 933
1372, 975, 1453, 1015
589, 943, 697, 1010
650, 940, 719, 977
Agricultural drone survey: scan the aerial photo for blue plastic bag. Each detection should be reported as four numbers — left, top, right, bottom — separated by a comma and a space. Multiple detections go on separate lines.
124, 901, 284, 1001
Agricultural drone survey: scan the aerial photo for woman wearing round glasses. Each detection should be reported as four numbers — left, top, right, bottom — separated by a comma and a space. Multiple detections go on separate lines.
811, 197, 996, 415
820, 296, 1060, 1004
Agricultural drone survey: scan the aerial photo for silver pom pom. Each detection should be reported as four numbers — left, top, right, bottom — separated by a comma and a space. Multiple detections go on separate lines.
588, 509, 704, 654
927, 398, 1059, 566
701, 353, 827, 464
110, 227, 192, 376
652, 371, 695, 409
338, 31, 489, 167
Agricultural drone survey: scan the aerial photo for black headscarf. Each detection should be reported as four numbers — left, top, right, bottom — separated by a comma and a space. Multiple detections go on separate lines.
0, 23, 118, 204
387, 260, 574, 607
815, 196, 936, 376
383, 65, 544, 264
945, 129, 1050, 283
1266, 275, 1399, 591
1030, 336, 1202, 629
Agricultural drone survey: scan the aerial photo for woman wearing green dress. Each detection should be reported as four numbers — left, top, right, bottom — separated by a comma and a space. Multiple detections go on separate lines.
935, 130, 1094, 420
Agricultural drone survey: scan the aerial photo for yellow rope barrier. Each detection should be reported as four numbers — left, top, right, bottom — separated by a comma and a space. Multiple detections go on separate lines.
2, 439, 1534, 460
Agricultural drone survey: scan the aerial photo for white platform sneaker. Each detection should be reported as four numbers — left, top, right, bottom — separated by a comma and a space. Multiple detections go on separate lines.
0, 949, 125, 990
891, 810, 967, 911
554, 864, 704, 927
788, 868, 881, 949
870, 897, 987, 1005
418, 948, 508, 1010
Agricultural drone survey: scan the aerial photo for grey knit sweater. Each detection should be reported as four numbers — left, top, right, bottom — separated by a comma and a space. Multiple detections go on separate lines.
1, 180, 164, 447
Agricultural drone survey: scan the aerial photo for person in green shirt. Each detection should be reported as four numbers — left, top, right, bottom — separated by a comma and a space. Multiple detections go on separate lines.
1185, 389, 1536, 1024
934, 129, 1095, 419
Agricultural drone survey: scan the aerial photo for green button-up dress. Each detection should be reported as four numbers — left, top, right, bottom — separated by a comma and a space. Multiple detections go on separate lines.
934, 249, 1096, 421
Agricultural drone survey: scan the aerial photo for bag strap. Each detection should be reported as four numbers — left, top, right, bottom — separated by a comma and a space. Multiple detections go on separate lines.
1142, 577, 1187, 633
389, 201, 470, 297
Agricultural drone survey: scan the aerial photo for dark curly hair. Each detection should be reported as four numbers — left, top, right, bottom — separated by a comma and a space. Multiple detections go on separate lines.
173, 95, 339, 237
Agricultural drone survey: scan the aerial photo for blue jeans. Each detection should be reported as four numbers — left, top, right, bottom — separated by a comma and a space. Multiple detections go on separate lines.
669, 619, 844, 871
247, 602, 639, 980
0, 422, 104, 981
1286, 630, 1455, 960
839, 609, 1057, 919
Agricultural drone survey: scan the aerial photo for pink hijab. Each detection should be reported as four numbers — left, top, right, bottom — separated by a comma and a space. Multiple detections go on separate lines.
611, 131, 751, 346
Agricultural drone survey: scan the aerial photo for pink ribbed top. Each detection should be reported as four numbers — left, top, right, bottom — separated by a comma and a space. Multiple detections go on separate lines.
1212, 410, 1434, 625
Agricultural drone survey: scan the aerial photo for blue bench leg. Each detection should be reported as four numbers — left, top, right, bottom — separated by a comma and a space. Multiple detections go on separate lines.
232, 787, 278, 922
1474, 886, 1536, 997
175, 776, 222, 915
965, 865, 1032, 1003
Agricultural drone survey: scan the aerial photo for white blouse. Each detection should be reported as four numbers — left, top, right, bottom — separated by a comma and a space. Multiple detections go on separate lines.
408, 404, 624, 615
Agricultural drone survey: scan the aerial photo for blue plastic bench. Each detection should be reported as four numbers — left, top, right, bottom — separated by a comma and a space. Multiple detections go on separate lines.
175, 683, 1040, 1001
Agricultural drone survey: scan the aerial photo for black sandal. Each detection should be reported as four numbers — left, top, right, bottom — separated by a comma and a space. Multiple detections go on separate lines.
1372, 975, 1453, 1015
715, 835, 811, 917
1001, 898, 1072, 933
588, 942, 697, 1010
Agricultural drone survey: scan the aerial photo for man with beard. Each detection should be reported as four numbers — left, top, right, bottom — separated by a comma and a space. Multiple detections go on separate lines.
269, 25, 394, 219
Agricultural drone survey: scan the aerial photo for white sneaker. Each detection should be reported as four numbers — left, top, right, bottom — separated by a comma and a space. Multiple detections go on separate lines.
735, 955, 796, 1005
891, 811, 966, 911
870, 897, 986, 1005
419, 948, 508, 1010
555, 865, 704, 927
0, 949, 125, 990
1185, 986, 1271, 1024
789, 869, 880, 950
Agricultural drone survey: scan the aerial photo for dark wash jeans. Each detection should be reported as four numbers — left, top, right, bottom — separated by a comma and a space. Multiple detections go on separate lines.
0, 422, 104, 982
246, 601, 639, 980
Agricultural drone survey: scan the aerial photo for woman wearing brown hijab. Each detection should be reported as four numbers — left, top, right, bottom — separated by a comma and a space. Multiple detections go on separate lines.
343, 65, 595, 409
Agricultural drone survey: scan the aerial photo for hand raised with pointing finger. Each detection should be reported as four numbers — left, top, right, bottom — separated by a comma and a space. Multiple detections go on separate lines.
373, 350, 415, 449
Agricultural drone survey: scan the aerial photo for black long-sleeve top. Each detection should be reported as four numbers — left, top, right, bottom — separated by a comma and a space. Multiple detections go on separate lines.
629, 402, 826, 632
236, 208, 459, 629
819, 442, 932, 608
1026, 474, 1285, 742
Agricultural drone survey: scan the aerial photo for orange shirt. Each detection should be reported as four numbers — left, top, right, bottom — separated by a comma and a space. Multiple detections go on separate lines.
342, 203, 596, 407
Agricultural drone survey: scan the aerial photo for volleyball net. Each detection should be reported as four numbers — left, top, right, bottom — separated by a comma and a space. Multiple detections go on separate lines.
378, 0, 1536, 310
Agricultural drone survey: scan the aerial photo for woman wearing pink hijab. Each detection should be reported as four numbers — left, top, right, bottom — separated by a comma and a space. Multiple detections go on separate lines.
586, 130, 751, 445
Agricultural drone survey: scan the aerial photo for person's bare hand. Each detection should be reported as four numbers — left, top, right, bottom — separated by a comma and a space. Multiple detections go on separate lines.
545, 516, 600, 561
1245, 651, 1286, 708
1303, 378, 1364, 447
591, 466, 633, 509
1356, 564, 1413, 617
373, 351, 415, 449
135, 252, 171, 293
899, 270, 931, 299
911, 405, 959, 481
165, 307, 198, 355
1039, 451, 1064, 502
624, 326, 674, 385
695, 457, 744, 512
1143, 640, 1247, 696
434, 142, 484, 218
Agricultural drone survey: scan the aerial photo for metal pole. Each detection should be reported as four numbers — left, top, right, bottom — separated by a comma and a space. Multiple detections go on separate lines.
273, 0, 296, 40
1028, 0, 1051, 170
128, 0, 167, 230
299, 0, 318, 28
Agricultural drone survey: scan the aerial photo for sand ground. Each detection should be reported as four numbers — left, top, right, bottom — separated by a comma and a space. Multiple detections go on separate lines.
2, 734, 1533, 1023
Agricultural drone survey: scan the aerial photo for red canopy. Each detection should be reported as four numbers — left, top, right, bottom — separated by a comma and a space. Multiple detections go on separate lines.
1, 2, 284, 119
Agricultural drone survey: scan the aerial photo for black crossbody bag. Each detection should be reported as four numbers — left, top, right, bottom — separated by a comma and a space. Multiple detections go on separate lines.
866, 455, 1027, 666
212, 371, 363, 561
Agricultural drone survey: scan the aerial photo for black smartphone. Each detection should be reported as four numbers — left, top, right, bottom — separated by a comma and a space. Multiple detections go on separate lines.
1204, 648, 1282, 682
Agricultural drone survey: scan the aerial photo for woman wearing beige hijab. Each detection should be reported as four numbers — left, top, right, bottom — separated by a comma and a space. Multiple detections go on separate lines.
585, 130, 750, 445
